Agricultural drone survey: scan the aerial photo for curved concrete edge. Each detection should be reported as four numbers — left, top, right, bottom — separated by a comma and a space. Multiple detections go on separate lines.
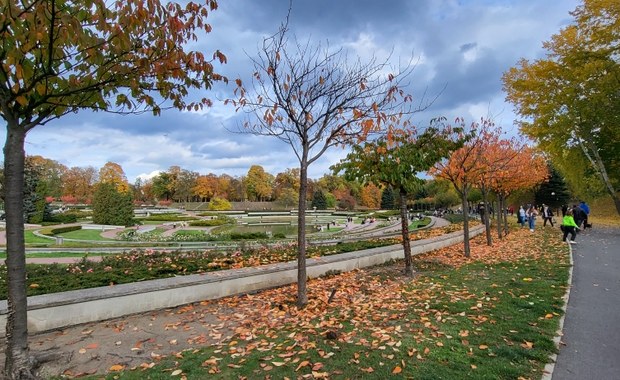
0, 225, 484, 336
541, 243, 574, 380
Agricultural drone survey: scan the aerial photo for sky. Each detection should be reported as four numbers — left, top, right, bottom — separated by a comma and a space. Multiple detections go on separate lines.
8, 0, 580, 183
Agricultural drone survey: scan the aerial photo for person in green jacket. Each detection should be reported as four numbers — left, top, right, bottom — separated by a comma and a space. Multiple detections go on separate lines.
561, 208, 580, 244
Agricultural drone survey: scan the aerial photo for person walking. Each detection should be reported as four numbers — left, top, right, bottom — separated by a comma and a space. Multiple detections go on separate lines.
579, 200, 591, 227
541, 204, 554, 227
561, 208, 580, 244
572, 204, 587, 229
518, 206, 526, 228
526, 205, 538, 231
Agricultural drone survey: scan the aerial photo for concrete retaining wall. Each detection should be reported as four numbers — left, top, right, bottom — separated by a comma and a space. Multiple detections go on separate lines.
0, 225, 484, 335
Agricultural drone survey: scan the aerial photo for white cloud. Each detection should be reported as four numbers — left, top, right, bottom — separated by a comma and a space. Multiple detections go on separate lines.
3, 0, 581, 183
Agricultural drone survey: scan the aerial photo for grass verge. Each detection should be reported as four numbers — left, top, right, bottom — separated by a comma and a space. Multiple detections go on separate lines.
86, 227, 569, 380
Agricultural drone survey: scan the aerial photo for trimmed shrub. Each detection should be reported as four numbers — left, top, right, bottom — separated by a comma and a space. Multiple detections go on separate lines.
40, 225, 82, 236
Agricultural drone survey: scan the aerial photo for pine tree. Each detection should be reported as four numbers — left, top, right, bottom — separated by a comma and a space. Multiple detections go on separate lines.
311, 190, 327, 210
535, 165, 571, 209
381, 187, 396, 209
92, 183, 134, 226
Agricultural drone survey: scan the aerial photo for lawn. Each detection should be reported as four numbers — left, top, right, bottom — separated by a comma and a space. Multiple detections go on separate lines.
56, 228, 116, 241
86, 227, 569, 380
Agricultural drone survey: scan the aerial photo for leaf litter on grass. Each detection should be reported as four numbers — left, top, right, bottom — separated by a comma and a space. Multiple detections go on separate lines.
35, 227, 569, 379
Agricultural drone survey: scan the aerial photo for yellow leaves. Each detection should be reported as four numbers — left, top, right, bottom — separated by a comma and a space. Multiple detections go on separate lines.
109, 364, 125, 372
522, 277, 533, 282
29, 283, 39, 288
520, 341, 534, 349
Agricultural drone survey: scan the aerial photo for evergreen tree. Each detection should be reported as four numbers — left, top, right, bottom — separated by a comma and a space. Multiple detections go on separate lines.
535, 165, 571, 209
92, 182, 134, 226
380, 187, 396, 209
311, 190, 327, 210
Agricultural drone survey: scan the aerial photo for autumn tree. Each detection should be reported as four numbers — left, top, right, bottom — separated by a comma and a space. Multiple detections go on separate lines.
229, 14, 424, 306
334, 125, 465, 276
360, 183, 382, 209
0, 0, 225, 376
61, 166, 97, 203
431, 118, 487, 258
502, 0, 620, 214
98, 162, 129, 193
193, 173, 220, 201
23, 155, 66, 199
245, 165, 273, 201
273, 168, 300, 199
490, 145, 548, 237
174, 168, 199, 203
207, 197, 232, 211
151, 172, 174, 201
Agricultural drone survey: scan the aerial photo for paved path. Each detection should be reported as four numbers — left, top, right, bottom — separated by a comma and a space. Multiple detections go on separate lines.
551, 226, 620, 379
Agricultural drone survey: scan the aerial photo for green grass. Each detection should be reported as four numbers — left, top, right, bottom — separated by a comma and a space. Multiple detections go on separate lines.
56, 228, 115, 241
88, 229, 569, 380
24, 230, 54, 244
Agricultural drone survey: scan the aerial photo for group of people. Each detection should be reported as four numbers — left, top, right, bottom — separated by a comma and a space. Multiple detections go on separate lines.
516, 201, 590, 244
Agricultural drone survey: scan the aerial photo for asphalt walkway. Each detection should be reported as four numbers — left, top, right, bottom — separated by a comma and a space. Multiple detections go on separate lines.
551, 226, 620, 379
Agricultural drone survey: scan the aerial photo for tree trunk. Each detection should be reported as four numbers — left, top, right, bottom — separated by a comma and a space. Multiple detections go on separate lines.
461, 189, 471, 258
4, 124, 38, 379
398, 189, 413, 276
496, 197, 503, 239
296, 160, 309, 308
613, 193, 620, 216
481, 188, 492, 246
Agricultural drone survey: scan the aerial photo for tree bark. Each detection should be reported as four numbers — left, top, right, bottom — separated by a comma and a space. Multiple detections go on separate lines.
399, 189, 413, 276
461, 189, 471, 258
296, 159, 308, 308
481, 188, 492, 246
4, 123, 38, 379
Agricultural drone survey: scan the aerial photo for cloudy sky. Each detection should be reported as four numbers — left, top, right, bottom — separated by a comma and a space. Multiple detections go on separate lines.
9, 0, 579, 182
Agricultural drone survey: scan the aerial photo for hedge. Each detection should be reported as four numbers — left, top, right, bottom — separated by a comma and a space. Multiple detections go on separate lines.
40, 225, 82, 236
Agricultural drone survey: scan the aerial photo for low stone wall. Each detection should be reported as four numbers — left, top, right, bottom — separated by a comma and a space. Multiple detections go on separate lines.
0, 225, 484, 336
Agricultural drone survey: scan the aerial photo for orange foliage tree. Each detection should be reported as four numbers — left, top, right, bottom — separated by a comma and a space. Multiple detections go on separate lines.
0, 0, 225, 376
359, 183, 382, 209
431, 118, 490, 258
491, 145, 548, 237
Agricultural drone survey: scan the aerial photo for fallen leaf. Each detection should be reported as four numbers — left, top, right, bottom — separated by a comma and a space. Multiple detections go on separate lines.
521, 341, 534, 349
479, 345, 488, 350
312, 362, 324, 371
109, 364, 125, 372
170, 369, 183, 376
392, 365, 402, 374
295, 360, 310, 371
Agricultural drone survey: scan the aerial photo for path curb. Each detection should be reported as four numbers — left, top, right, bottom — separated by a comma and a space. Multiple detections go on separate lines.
541, 243, 574, 380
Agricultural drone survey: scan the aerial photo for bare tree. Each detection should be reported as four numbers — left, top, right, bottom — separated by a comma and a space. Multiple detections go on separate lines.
229, 15, 428, 306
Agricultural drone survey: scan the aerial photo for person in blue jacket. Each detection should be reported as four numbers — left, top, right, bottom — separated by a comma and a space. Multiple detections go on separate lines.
579, 200, 590, 227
